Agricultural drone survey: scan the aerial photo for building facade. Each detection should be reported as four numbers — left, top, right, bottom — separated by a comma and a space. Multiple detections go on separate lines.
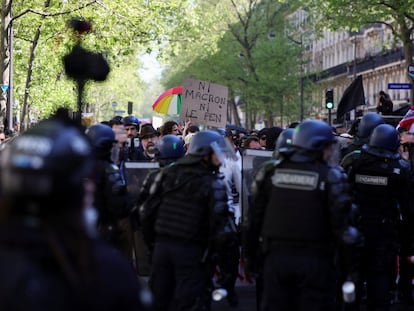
291, 9, 411, 122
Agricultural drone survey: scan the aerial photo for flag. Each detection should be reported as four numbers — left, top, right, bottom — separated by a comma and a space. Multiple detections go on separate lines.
336, 75, 365, 120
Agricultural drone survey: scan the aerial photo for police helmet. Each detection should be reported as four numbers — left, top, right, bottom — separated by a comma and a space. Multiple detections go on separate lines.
363, 124, 400, 158
156, 134, 185, 160
0, 119, 93, 210
292, 120, 335, 151
188, 130, 224, 156
85, 123, 117, 151
357, 112, 384, 139
215, 128, 226, 137
275, 128, 294, 153
123, 115, 140, 127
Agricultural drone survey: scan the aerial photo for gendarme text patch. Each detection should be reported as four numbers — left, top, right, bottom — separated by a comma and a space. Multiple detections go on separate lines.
355, 174, 388, 186
272, 169, 319, 190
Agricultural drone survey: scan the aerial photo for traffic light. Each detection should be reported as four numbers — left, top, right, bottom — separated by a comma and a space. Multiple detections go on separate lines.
325, 88, 334, 109
128, 101, 133, 115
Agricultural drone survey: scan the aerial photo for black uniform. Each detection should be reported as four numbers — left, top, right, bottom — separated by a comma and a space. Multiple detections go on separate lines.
0, 223, 145, 311
0, 118, 146, 311
245, 156, 353, 310
347, 145, 410, 310
140, 156, 233, 311
93, 159, 132, 254
243, 120, 356, 311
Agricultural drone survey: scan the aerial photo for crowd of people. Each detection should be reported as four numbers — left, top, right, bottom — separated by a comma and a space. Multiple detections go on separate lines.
1, 107, 414, 311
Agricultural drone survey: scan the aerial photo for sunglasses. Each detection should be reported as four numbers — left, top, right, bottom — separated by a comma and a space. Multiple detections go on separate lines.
260, 136, 267, 141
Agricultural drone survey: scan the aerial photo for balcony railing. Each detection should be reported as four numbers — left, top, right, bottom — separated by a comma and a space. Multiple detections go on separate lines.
308, 46, 406, 82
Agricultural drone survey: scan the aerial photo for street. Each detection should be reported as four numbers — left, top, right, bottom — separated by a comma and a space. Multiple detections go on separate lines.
212, 285, 256, 311
211, 285, 414, 311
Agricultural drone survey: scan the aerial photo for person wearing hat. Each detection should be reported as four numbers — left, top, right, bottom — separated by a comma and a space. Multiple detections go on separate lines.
138, 123, 160, 161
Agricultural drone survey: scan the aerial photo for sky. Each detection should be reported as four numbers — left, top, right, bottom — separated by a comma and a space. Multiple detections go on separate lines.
138, 52, 163, 83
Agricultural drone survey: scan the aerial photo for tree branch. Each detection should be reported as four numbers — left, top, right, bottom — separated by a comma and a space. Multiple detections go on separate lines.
10, 0, 98, 24
94, 0, 139, 28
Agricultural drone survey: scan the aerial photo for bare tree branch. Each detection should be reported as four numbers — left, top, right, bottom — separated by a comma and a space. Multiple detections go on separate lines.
10, 0, 98, 24
95, 0, 139, 28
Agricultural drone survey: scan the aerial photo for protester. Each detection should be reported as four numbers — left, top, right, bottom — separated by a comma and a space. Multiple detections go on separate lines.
159, 120, 180, 136
138, 123, 160, 161
257, 126, 283, 151
376, 90, 394, 115
242, 135, 262, 150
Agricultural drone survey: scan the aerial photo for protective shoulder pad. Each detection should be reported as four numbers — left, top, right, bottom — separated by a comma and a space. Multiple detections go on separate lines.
250, 159, 279, 194
327, 165, 348, 184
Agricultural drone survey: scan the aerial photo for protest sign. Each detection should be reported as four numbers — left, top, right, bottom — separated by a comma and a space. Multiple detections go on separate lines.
180, 78, 228, 128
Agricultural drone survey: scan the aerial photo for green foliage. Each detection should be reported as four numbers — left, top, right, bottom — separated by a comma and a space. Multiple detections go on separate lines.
303, 0, 414, 39
7, 0, 199, 125
161, 0, 305, 127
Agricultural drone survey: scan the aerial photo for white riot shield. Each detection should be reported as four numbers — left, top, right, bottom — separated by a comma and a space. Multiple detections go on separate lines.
123, 161, 160, 276
241, 149, 273, 224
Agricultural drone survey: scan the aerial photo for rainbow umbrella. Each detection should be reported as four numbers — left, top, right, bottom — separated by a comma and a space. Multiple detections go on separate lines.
152, 86, 183, 114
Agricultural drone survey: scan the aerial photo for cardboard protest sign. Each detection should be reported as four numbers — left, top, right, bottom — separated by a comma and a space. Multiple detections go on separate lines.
180, 78, 228, 128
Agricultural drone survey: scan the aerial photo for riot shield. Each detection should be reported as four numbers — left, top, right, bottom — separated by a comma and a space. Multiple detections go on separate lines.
123, 161, 160, 276
241, 149, 273, 224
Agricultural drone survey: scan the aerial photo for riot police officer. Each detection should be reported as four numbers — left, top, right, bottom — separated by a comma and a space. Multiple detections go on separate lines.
140, 130, 236, 311
0, 117, 145, 310
123, 115, 144, 161
272, 127, 295, 160
341, 112, 384, 161
86, 123, 133, 257
137, 134, 186, 251
347, 124, 411, 310
243, 120, 358, 311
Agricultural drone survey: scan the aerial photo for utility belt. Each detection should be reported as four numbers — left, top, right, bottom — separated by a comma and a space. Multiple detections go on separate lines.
264, 238, 334, 256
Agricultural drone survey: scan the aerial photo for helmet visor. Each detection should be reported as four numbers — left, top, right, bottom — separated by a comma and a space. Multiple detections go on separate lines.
325, 138, 340, 166
210, 137, 237, 164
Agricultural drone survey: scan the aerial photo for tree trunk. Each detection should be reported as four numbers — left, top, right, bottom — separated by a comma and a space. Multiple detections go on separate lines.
21, 24, 42, 131
230, 99, 241, 126
1, 0, 12, 131
21, 0, 50, 131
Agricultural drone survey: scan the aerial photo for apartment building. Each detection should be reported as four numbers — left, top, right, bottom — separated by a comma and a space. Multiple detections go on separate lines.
291, 9, 411, 121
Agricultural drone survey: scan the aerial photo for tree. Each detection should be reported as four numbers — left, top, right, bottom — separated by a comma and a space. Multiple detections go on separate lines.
303, 0, 414, 101
2, 0, 196, 130
161, 0, 303, 128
